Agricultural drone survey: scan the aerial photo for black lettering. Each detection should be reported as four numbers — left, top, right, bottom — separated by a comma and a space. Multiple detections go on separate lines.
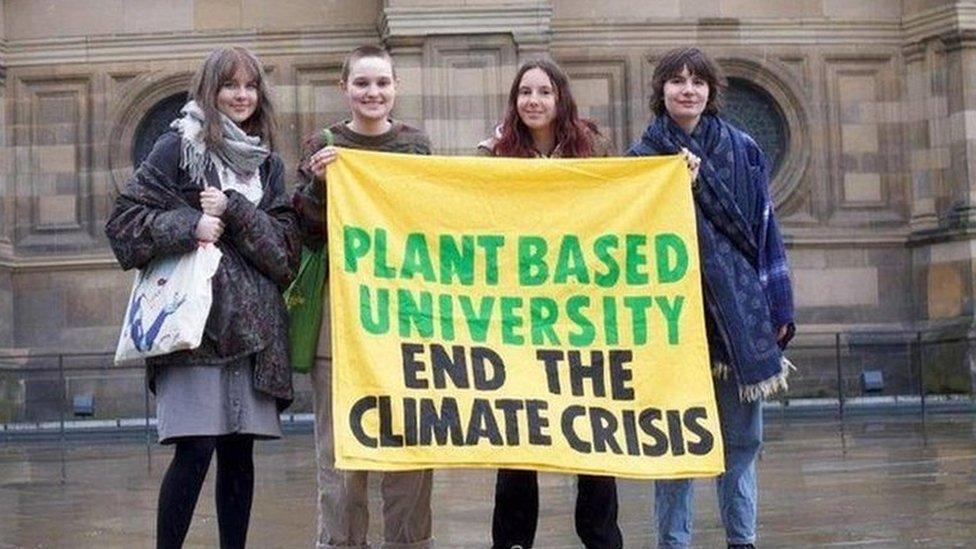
472, 346, 506, 390
349, 396, 378, 448
494, 399, 524, 445
666, 409, 685, 456
526, 400, 552, 445
419, 397, 464, 446
378, 396, 404, 447
561, 405, 590, 453
465, 398, 503, 445
404, 397, 418, 446
683, 407, 714, 455
589, 407, 622, 454
638, 408, 668, 457
401, 343, 427, 389
536, 349, 564, 394
431, 344, 468, 389
621, 409, 640, 456
609, 350, 635, 400
569, 351, 606, 397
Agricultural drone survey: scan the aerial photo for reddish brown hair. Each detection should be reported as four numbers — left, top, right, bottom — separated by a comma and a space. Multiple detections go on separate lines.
494, 59, 595, 158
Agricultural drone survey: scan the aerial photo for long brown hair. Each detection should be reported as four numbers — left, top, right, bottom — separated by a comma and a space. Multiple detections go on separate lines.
494, 59, 595, 158
189, 46, 278, 151
649, 47, 726, 117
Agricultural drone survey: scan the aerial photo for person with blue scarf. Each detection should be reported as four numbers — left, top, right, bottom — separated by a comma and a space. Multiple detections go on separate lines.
627, 47, 796, 549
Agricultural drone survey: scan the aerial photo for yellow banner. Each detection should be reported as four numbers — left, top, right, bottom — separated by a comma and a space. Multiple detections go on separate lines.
327, 148, 723, 479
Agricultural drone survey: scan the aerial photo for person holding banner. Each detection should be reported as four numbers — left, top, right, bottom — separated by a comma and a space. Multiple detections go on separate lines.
626, 47, 795, 549
105, 46, 300, 549
294, 45, 435, 549
477, 59, 624, 549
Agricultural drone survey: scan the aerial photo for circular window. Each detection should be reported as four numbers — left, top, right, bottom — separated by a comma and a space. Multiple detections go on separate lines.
723, 77, 788, 178
131, 92, 189, 168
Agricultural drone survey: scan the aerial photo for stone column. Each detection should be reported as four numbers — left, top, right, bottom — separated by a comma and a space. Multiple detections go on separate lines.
942, 32, 976, 227
0, 22, 11, 347
903, 2, 976, 393
378, 0, 553, 154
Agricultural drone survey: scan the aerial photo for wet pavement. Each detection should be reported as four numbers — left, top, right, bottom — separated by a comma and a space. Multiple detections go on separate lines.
1, 413, 975, 548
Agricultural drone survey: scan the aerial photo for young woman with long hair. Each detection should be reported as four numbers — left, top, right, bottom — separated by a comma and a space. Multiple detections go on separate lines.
294, 44, 435, 549
105, 46, 301, 548
477, 59, 623, 549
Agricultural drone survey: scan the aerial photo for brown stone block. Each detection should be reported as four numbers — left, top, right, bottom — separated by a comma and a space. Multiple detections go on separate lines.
927, 263, 965, 319
241, 0, 379, 27
193, 0, 241, 30
3, 0, 123, 40
65, 286, 120, 328
720, 0, 822, 18
13, 289, 65, 344
121, 0, 192, 34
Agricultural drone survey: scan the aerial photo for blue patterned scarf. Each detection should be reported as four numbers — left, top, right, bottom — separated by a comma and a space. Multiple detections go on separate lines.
628, 114, 788, 401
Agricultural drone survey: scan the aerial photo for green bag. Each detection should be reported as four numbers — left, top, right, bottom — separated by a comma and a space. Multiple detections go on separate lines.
284, 246, 327, 374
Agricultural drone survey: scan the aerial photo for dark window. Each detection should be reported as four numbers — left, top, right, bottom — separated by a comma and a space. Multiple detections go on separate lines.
723, 78, 788, 177
131, 92, 189, 168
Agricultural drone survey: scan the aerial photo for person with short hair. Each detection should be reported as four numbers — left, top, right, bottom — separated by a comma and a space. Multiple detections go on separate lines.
627, 46, 796, 549
294, 44, 434, 549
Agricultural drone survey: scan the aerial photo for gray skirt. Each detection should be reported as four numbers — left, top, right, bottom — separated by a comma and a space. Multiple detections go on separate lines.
154, 356, 282, 444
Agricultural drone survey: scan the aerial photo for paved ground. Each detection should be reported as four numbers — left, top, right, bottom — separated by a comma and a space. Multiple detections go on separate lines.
1, 412, 975, 548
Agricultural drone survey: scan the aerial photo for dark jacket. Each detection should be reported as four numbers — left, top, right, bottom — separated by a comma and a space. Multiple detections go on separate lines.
105, 130, 301, 404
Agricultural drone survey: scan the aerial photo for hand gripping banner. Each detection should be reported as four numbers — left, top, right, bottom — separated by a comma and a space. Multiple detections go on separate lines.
326, 148, 724, 479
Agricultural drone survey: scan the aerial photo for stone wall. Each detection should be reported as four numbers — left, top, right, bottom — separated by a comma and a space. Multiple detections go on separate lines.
0, 1, 973, 388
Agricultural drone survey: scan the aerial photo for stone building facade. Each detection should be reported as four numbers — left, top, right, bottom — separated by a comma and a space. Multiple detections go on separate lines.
1, 1, 975, 397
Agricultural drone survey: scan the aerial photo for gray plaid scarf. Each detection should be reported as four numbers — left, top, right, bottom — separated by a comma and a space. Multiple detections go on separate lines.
171, 100, 269, 187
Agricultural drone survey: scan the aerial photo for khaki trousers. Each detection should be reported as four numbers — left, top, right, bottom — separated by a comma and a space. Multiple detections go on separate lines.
312, 295, 433, 549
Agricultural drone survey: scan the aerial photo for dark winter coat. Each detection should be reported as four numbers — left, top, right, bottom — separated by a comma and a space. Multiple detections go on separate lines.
105, 130, 301, 405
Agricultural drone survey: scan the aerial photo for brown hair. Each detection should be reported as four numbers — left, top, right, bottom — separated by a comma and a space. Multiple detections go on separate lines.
300, 45, 398, 155
494, 59, 596, 158
340, 44, 396, 83
189, 46, 277, 151
649, 47, 726, 117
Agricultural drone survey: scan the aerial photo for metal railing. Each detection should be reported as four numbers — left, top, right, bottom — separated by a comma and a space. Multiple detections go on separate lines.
1, 329, 974, 480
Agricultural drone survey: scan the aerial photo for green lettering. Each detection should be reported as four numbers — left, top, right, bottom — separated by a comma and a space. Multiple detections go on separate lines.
477, 235, 505, 285
594, 235, 620, 288
655, 233, 689, 283
518, 236, 549, 286
603, 296, 619, 345
359, 285, 389, 334
625, 234, 649, 285
397, 289, 433, 338
401, 233, 436, 282
554, 235, 590, 284
529, 297, 560, 346
440, 235, 475, 285
623, 296, 653, 345
567, 296, 595, 347
374, 228, 396, 279
343, 226, 370, 273
458, 295, 494, 342
438, 294, 455, 341
655, 295, 684, 345
500, 297, 525, 345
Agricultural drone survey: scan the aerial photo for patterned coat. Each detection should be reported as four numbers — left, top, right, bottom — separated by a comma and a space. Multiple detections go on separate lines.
105, 130, 301, 404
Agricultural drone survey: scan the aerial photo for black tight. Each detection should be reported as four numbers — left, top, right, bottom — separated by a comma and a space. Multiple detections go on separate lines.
156, 435, 255, 549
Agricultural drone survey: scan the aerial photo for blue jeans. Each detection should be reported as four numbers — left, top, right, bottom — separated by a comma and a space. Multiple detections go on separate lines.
655, 374, 763, 548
